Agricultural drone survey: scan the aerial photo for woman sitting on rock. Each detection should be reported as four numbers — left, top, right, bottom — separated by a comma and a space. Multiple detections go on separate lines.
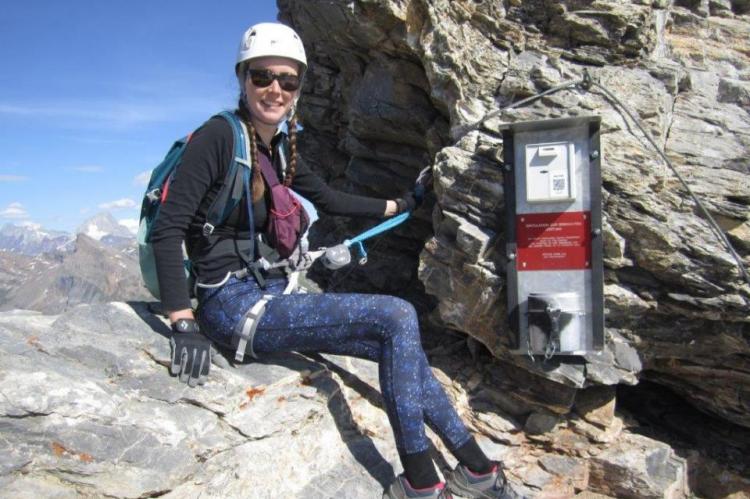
151, 21, 522, 499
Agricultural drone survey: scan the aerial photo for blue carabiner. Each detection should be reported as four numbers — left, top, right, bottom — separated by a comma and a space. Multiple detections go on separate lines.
342, 211, 411, 265
354, 241, 367, 265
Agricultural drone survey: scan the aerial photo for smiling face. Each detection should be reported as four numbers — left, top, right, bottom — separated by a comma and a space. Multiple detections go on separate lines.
243, 56, 300, 133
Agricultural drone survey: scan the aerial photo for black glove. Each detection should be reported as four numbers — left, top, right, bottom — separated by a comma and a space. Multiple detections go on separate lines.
415, 165, 433, 193
395, 191, 419, 214
169, 319, 211, 387
395, 166, 433, 214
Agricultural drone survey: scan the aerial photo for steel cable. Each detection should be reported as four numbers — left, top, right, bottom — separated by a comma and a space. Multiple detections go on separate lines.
457, 69, 749, 287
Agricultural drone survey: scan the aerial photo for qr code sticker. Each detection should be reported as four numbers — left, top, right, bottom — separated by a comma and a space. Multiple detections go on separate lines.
552, 175, 566, 193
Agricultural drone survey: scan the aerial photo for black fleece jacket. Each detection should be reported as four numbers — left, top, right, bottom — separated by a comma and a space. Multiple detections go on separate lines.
150, 115, 387, 312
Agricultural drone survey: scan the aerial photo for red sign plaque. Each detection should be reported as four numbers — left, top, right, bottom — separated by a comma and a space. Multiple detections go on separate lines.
516, 211, 591, 271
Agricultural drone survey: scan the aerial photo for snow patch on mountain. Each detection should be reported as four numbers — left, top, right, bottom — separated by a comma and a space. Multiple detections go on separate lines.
76, 212, 135, 242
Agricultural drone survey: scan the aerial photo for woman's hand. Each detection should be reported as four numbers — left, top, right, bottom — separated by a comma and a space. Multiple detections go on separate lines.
387, 193, 419, 216
169, 318, 211, 387
386, 165, 433, 216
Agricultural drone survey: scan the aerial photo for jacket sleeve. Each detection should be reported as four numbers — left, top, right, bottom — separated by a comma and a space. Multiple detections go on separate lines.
290, 157, 387, 218
150, 118, 233, 312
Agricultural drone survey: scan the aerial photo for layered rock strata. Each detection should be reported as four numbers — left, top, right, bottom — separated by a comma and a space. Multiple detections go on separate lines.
279, 0, 750, 429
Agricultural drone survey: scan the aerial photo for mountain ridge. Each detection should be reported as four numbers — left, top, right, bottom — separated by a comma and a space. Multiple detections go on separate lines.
0, 230, 149, 314
0, 212, 136, 256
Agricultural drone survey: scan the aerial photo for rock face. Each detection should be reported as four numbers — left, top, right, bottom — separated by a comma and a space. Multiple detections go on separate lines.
0, 302, 692, 498
278, 0, 750, 429
0, 304, 392, 498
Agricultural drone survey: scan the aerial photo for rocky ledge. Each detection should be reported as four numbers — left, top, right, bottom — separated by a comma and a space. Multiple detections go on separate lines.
0, 302, 722, 498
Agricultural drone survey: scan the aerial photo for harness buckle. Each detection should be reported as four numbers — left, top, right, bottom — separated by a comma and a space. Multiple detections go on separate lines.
236, 156, 251, 168
202, 223, 215, 237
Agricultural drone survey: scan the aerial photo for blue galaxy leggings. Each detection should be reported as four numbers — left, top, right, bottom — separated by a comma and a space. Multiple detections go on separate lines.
196, 275, 472, 456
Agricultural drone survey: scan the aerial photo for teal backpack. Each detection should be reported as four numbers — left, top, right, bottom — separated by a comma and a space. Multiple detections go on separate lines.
137, 111, 251, 300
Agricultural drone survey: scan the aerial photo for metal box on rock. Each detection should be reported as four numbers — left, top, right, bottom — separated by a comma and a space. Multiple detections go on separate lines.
500, 116, 604, 357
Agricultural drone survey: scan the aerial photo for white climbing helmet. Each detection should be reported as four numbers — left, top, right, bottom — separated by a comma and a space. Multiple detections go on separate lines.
236, 22, 307, 74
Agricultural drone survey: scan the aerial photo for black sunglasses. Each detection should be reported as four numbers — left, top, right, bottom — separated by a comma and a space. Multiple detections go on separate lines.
246, 69, 301, 92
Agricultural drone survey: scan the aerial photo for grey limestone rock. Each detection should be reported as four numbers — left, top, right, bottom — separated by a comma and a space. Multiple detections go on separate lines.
0, 302, 693, 497
589, 433, 688, 499
280, 0, 750, 431
0, 303, 397, 498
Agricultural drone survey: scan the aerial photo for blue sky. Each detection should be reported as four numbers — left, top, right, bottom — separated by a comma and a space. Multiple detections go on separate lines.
0, 0, 279, 233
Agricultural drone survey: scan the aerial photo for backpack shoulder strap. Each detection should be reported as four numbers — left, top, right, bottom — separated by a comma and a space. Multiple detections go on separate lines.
141, 136, 189, 212
202, 111, 250, 237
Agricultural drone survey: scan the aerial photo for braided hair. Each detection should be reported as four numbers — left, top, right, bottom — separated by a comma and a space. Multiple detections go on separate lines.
235, 98, 265, 202
284, 113, 298, 187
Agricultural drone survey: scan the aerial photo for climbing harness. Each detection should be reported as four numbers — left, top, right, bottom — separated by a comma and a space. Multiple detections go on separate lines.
227, 211, 413, 361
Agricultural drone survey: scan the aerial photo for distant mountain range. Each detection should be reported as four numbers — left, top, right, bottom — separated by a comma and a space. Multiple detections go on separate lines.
0, 212, 135, 256
0, 223, 73, 256
0, 213, 152, 313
